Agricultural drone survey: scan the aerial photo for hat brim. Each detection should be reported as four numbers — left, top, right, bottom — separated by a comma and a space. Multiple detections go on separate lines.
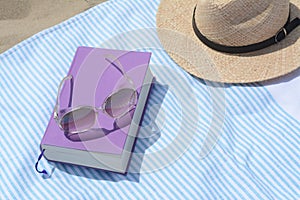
156, 0, 300, 83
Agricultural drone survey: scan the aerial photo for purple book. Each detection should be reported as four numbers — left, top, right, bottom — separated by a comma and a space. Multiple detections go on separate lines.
40, 47, 153, 173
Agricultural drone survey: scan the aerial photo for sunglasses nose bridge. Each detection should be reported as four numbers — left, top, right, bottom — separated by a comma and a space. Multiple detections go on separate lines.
95, 107, 104, 112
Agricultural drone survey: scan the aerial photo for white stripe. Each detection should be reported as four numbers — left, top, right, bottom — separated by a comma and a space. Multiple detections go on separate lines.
1, 0, 300, 199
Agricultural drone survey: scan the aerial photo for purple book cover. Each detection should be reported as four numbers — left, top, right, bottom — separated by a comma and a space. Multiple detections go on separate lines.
41, 47, 151, 155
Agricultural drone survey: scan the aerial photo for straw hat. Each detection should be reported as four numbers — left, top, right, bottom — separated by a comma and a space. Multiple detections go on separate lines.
156, 0, 300, 83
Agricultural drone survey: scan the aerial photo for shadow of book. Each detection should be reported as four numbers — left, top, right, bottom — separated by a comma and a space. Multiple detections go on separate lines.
50, 79, 168, 182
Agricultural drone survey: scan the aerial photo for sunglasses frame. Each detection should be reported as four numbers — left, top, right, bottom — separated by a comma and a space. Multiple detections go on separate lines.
53, 55, 138, 134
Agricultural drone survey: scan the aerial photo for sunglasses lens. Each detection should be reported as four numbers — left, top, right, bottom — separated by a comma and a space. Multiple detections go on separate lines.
60, 107, 96, 132
105, 88, 137, 118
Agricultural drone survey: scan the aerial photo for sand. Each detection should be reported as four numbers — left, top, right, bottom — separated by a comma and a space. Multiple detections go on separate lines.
0, 0, 106, 53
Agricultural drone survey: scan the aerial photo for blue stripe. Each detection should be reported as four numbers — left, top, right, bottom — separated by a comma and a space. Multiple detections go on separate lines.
1, 0, 299, 199
224, 87, 299, 198
150, 57, 260, 199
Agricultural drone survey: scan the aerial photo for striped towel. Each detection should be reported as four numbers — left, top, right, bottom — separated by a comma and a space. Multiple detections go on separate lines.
1, 0, 299, 199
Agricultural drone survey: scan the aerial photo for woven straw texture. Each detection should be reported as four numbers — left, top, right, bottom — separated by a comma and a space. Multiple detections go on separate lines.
156, 0, 300, 83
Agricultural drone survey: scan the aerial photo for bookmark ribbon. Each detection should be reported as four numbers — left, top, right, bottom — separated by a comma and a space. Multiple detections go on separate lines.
35, 149, 48, 175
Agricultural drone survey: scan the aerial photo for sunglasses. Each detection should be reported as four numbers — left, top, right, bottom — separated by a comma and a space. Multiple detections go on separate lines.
53, 55, 138, 134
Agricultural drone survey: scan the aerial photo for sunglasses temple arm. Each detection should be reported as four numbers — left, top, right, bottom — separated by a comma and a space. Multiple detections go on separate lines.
54, 75, 73, 120
105, 57, 125, 75
105, 57, 135, 88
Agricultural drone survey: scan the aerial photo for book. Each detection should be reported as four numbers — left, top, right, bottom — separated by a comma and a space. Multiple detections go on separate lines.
40, 47, 153, 173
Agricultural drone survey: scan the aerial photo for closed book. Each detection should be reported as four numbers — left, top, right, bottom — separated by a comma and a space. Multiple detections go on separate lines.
40, 47, 153, 173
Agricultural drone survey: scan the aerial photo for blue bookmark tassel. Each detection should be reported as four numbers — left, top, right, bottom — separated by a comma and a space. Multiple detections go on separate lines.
35, 149, 48, 176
